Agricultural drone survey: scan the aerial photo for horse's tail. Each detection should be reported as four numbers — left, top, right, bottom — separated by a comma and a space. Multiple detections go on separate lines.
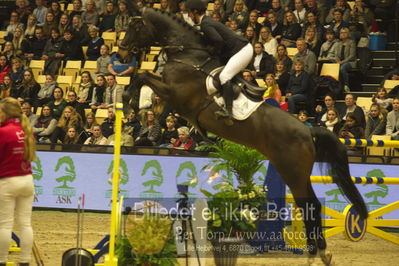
311, 127, 368, 219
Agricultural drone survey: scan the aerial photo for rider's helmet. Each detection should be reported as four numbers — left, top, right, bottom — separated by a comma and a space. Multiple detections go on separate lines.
185, 0, 207, 13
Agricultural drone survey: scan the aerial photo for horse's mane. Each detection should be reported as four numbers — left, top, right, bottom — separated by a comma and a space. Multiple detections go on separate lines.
145, 8, 206, 45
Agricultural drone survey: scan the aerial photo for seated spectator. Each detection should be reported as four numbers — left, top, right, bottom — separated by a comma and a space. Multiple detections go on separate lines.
33, 104, 58, 143
25, 14, 38, 40
33, 0, 48, 25
125, 108, 142, 139
9, 57, 25, 86
104, 74, 123, 108
96, 44, 111, 75
301, 11, 325, 42
338, 93, 366, 128
115, 1, 131, 34
228, 20, 243, 36
49, 1, 63, 24
292, 38, 317, 75
210, 0, 226, 22
51, 106, 83, 143
338, 112, 365, 154
177, 0, 195, 24
386, 98, 399, 140
318, 29, 338, 63
365, 103, 387, 139
99, 1, 117, 33
250, 42, 276, 79
3, 42, 18, 62
274, 60, 291, 95
84, 124, 108, 145
59, 30, 84, 61
160, 0, 172, 12
372, 87, 393, 111
71, 15, 90, 45
89, 75, 107, 110
305, 0, 325, 24
297, 110, 313, 127
15, 0, 32, 25
101, 107, 115, 138
42, 12, 58, 38
86, 25, 104, 60
243, 26, 257, 45
70, 0, 84, 19
0, 75, 13, 99
275, 44, 293, 71
280, 11, 302, 48
135, 110, 162, 146
245, 10, 262, 38
15, 69, 40, 104
106, 122, 134, 146
82, 0, 99, 26
152, 94, 172, 128
348, 0, 374, 37
293, 0, 307, 27
315, 93, 336, 125
304, 27, 321, 58
6, 11, 25, 37
24, 27, 47, 61
77, 71, 95, 109
48, 87, 67, 119
259, 27, 278, 56
43, 29, 64, 75
21, 101, 38, 127
326, 9, 349, 38
381, 67, 399, 87
264, 11, 283, 41
0, 56, 10, 83
268, 0, 285, 24
36, 74, 57, 107
242, 70, 257, 85
333, 27, 356, 93
374, 0, 396, 32
58, 14, 71, 36
320, 107, 342, 135
83, 111, 98, 134
286, 60, 311, 114
11, 27, 28, 58
228, 0, 248, 30
63, 126, 82, 144
326, 0, 351, 24
173, 126, 196, 150
263, 73, 288, 110
159, 115, 178, 147
108, 47, 136, 77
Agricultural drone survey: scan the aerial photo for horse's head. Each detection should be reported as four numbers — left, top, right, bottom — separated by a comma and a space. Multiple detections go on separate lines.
120, 14, 155, 53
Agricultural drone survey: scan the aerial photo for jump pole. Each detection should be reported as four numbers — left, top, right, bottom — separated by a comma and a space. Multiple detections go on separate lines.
104, 103, 123, 266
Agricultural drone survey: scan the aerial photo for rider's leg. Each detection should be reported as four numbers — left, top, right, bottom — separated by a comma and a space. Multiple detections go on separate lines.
217, 43, 253, 118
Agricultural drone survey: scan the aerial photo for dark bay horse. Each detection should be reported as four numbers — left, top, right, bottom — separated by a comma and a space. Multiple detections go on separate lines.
121, 8, 367, 264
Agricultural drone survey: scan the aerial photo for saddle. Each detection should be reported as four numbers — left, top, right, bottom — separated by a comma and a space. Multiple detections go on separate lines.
207, 67, 266, 102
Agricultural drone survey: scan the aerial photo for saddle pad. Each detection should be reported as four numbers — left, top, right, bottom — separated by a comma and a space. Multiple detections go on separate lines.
206, 67, 263, 120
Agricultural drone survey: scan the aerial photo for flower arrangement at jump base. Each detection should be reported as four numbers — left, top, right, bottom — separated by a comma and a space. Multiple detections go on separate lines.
200, 139, 267, 266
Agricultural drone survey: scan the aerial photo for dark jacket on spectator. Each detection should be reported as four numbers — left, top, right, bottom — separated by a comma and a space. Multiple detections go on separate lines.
60, 37, 84, 60
264, 21, 284, 38
282, 23, 302, 42
337, 105, 366, 129
99, 13, 116, 32
86, 37, 104, 60
101, 118, 115, 138
286, 71, 311, 95
26, 36, 47, 59
365, 114, 386, 139
249, 51, 276, 78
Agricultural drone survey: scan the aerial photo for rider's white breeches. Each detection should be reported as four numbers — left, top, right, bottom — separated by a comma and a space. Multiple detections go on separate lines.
219, 43, 254, 85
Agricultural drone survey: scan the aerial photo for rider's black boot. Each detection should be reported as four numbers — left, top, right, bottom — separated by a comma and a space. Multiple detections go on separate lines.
215, 81, 234, 125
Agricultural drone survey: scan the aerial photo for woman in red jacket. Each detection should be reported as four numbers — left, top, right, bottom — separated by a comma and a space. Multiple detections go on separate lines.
0, 97, 36, 266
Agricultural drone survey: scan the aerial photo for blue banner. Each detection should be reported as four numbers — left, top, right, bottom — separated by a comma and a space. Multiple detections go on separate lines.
32, 151, 399, 219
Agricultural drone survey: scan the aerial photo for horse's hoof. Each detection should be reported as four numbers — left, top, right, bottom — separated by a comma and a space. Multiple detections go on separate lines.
320, 250, 333, 266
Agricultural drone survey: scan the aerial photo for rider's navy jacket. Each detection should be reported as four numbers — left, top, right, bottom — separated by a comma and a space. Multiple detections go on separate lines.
199, 16, 248, 61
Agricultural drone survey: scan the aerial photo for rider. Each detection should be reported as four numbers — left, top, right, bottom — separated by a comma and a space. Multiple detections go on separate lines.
186, 0, 253, 122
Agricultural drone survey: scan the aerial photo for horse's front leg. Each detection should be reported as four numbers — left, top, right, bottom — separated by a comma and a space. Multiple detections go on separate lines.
141, 72, 172, 101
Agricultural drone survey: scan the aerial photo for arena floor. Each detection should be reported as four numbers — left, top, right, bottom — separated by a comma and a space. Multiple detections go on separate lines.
8, 211, 399, 265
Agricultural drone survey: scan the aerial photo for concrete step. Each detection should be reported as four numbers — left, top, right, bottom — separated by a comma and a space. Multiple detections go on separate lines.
386, 42, 399, 50
371, 50, 397, 59
351, 91, 374, 98
361, 83, 380, 91
372, 58, 397, 67
364, 75, 384, 84
365, 66, 392, 76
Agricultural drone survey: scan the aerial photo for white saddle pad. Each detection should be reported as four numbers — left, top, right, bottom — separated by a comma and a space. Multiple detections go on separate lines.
206, 67, 263, 120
